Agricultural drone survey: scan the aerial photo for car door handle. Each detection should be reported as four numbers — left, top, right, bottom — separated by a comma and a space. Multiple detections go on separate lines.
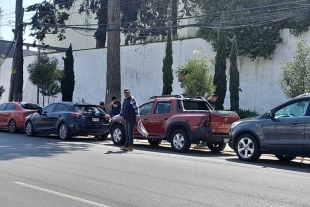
292, 121, 302, 125
164, 118, 168, 120
144, 118, 148, 121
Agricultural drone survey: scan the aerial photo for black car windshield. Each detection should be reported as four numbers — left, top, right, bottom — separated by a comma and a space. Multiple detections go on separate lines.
21, 103, 42, 110
75, 105, 105, 113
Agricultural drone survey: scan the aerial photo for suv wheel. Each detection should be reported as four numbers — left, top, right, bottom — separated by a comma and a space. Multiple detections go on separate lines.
112, 125, 125, 145
207, 142, 226, 153
171, 129, 190, 153
148, 139, 162, 146
275, 155, 296, 162
235, 134, 261, 162
97, 133, 109, 141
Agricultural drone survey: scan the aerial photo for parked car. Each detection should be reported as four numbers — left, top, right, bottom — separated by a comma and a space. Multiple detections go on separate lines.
24, 102, 110, 140
0, 102, 42, 133
229, 93, 310, 162
110, 95, 240, 152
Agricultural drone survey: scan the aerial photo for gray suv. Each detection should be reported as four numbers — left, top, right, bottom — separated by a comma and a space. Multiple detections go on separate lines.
229, 93, 310, 162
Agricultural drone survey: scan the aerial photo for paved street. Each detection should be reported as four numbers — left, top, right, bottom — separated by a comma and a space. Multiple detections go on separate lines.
0, 131, 310, 207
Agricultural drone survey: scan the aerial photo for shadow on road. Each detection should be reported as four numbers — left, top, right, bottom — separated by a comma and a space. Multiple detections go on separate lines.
225, 157, 310, 173
0, 131, 96, 161
102, 142, 235, 158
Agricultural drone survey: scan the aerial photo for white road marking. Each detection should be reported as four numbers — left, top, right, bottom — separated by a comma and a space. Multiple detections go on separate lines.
13, 182, 111, 207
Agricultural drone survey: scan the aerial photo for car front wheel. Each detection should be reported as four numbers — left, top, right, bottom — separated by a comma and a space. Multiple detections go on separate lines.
235, 134, 261, 162
275, 155, 296, 162
112, 125, 125, 145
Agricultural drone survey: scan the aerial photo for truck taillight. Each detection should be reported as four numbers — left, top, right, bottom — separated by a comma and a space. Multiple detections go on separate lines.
71, 113, 85, 118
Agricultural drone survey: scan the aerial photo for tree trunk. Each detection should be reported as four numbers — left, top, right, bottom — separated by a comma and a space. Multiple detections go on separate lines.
171, 0, 178, 39
105, 0, 121, 109
95, 0, 108, 48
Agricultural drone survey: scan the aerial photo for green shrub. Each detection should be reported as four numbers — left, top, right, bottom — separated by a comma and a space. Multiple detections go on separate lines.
236, 109, 259, 119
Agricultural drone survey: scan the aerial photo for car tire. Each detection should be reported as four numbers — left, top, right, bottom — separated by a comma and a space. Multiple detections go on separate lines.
97, 133, 109, 141
275, 155, 296, 162
207, 142, 226, 153
112, 125, 125, 145
171, 129, 190, 153
9, 119, 18, 133
235, 134, 261, 162
25, 121, 35, 136
58, 123, 71, 140
148, 139, 162, 146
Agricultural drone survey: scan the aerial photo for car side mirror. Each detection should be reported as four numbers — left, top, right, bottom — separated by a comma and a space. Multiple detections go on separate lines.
268, 110, 275, 119
37, 109, 42, 114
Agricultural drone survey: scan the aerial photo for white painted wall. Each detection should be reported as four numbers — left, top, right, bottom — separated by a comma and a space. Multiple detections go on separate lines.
0, 29, 309, 114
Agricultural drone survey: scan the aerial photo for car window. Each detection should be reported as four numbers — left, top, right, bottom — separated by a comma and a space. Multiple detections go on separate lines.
139, 102, 154, 115
55, 104, 69, 112
275, 101, 310, 118
20, 103, 42, 110
154, 102, 171, 114
75, 105, 104, 113
5, 103, 16, 111
43, 104, 56, 113
0, 103, 7, 111
182, 100, 209, 110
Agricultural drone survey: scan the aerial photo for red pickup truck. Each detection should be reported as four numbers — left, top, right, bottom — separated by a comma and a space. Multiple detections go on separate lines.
110, 95, 240, 152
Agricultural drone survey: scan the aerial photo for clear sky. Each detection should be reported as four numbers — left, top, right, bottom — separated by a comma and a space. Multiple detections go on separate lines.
0, 0, 40, 44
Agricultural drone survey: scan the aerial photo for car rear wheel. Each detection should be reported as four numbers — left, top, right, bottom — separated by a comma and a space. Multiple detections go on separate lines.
207, 142, 226, 152
148, 139, 162, 146
97, 133, 109, 141
9, 119, 18, 133
59, 123, 71, 140
25, 121, 35, 136
235, 134, 261, 162
112, 125, 125, 145
171, 129, 190, 153
275, 155, 296, 162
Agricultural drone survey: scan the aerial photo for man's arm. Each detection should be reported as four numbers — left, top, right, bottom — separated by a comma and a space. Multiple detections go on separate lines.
130, 97, 140, 117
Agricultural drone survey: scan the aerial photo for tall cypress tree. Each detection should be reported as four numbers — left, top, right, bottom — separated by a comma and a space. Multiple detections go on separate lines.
214, 29, 227, 110
61, 44, 75, 101
162, 29, 173, 95
229, 35, 240, 111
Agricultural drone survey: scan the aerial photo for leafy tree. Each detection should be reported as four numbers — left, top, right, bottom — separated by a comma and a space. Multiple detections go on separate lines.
162, 30, 173, 95
176, 49, 215, 96
0, 86, 4, 99
213, 29, 227, 110
61, 44, 75, 101
191, 0, 310, 60
27, 54, 63, 106
280, 40, 310, 98
229, 35, 240, 111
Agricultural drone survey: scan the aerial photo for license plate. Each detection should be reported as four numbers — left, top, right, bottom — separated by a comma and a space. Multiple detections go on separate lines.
92, 118, 99, 122
223, 138, 229, 143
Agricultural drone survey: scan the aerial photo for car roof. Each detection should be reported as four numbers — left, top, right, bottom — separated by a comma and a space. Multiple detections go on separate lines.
294, 93, 310, 99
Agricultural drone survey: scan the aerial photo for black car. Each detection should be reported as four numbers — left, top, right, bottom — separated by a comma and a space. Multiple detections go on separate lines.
24, 102, 110, 140
229, 93, 310, 162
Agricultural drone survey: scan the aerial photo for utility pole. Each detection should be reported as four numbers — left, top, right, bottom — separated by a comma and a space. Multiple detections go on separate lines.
105, 0, 121, 109
9, 0, 24, 102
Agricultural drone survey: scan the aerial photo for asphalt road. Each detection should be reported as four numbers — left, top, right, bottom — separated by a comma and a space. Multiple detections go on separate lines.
1, 131, 310, 207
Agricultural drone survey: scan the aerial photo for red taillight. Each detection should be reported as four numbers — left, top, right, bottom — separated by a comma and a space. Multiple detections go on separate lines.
71, 113, 85, 118
205, 131, 210, 137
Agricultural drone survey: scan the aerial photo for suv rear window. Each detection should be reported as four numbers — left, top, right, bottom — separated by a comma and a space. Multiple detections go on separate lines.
75, 105, 105, 113
182, 100, 209, 111
21, 103, 42, 110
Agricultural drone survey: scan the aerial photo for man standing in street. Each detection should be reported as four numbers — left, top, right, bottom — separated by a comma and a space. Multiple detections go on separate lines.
108, 96, 121, 117
119, 89, 140, 151
207, 94, 218, 110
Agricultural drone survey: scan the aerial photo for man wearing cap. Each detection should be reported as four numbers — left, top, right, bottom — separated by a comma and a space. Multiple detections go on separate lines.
108, 96, 121, 117
207, 94, 218, 110
119, 89, 140, 151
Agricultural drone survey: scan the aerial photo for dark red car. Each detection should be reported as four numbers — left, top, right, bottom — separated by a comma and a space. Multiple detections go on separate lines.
0, 102, 42, 133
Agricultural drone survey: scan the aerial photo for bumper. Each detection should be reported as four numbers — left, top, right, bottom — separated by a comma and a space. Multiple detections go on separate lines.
190, 127, 212, 143
207, 134, 230, 143
69, 123, 110, 136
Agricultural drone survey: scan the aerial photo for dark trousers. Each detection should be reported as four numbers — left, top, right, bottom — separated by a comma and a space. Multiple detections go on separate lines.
125, 118, 136, 146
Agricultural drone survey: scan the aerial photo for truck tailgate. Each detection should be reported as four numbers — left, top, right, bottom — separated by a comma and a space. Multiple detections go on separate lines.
209, 111, 240, 134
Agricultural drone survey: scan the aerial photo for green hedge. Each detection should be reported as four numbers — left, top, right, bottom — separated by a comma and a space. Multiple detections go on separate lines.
236, 109, 259, 119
